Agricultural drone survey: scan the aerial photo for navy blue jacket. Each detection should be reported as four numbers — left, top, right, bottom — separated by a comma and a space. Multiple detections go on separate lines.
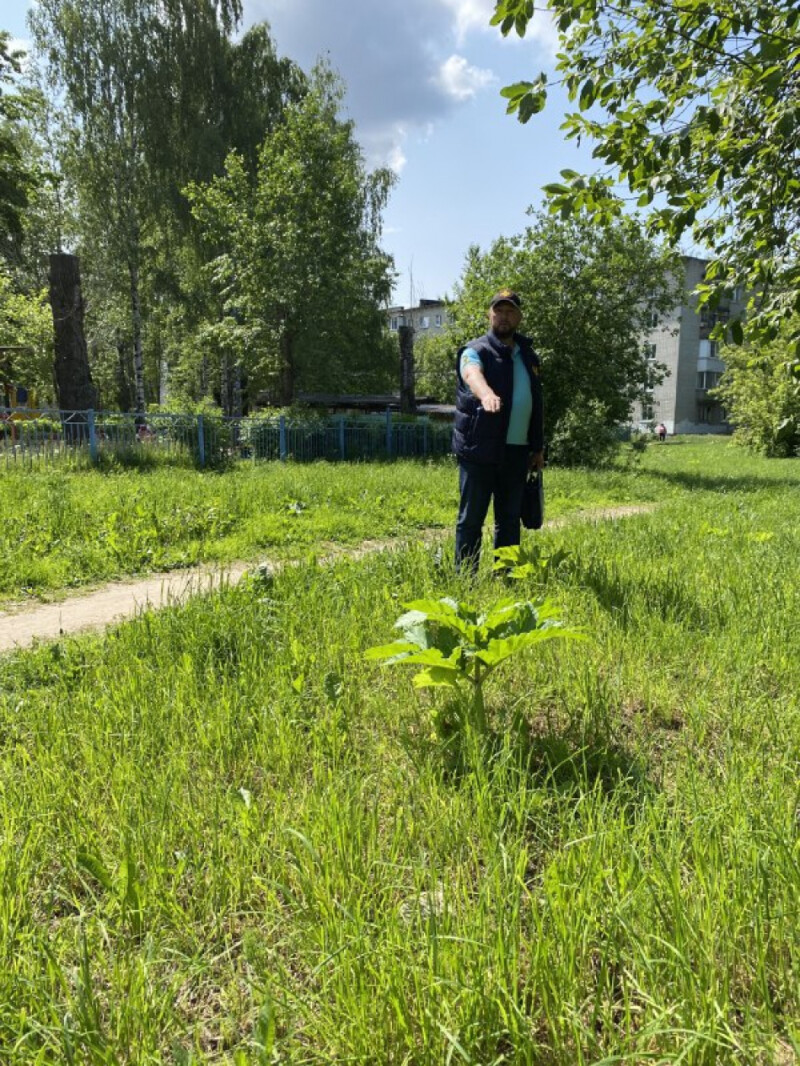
452, 330, 544, 464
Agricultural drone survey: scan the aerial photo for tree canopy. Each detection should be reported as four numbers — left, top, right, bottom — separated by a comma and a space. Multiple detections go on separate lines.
9, 7, 396, 413
0, 265, 53, 401
0, 31, 41, 260
186, 68, 396, 405
495, 0, 800, 372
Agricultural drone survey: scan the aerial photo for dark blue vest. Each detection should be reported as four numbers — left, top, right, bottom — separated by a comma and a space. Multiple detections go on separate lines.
452, 331, 543, 464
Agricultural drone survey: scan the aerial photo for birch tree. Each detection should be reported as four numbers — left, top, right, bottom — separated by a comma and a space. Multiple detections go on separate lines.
29, 0, 243, 412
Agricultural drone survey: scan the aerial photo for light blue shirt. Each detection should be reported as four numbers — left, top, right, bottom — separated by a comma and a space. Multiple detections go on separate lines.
460, 345, 532, 445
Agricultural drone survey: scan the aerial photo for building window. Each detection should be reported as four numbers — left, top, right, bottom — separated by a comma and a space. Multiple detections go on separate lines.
645, 342, 657, 361
420, 316, 429, 329
697, 370, 721, 390
390, 317, 398, 331
698, 403, 725, 425
641, 394, 655, 420
435, 314, 442, 326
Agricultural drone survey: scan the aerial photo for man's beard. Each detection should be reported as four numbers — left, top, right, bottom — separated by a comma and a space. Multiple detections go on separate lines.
493, 326, 515, 342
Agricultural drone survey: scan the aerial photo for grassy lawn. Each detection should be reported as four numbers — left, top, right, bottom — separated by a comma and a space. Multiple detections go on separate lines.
0, 437, 798, 1062
0, 442, 680, 603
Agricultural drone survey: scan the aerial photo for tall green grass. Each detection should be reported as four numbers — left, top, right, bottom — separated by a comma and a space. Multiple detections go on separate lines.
0, 461, 457, 600
1, 436, 743, 603
0, 436, 691, 603
1, 438, 798, 1062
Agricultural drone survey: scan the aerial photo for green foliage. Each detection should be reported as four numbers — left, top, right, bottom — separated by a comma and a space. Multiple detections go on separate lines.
29, 0, 243, 412
414, 330, 454, 402
493, 542, 571, 581
717, 320, 800, 457
0, 31, 40, 257
186, 66, 396, 405
367, 595, 580, 734
493, 0, 800, 368
438, 212, 680, 460
0, 266, 53, 401
548, 399, 622, 467
28, 0, 296, 412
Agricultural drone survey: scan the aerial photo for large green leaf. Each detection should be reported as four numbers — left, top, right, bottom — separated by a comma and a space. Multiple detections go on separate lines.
364, 640, 419, 663
476, 625, 583, 667
402, 598, 477, 641
478, 599, 539, 640
396, 647, 462, 669
393, 610, 432, 649
412, 666, 462, 689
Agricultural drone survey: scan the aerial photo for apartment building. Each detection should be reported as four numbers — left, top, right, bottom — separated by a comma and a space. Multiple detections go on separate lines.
386, 298, 450, 336
633, 255, 745, 435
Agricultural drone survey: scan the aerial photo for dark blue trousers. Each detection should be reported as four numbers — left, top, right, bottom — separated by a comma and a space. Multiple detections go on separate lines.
455, 445, 530, 572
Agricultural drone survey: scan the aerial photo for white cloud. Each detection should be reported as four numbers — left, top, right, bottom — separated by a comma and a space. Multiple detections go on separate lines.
243, 0, 551, 170
436, 54, 495, 102
359, 122, 409, 174
439, 0, 493, 44
387, 141, 408, 174
439, 0, 559, 58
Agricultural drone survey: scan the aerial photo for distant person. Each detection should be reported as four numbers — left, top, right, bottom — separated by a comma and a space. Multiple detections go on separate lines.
452, 289, 544, 573
657, 422, 667, 442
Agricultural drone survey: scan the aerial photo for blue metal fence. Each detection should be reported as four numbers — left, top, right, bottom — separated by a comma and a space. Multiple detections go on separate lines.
0, 408, 454, 469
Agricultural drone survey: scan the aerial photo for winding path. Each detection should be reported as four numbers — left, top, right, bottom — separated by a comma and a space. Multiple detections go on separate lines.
0, 505, 653, 653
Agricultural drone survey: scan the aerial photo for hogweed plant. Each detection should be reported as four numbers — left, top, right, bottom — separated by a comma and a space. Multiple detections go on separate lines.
366, 595, 582, 736
493, 543, 571, 582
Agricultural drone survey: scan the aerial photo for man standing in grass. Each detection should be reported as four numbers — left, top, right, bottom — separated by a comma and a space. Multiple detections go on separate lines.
453, 290, 544, 573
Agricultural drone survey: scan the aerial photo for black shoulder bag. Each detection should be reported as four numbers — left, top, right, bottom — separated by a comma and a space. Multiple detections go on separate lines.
521, 469, 544, 530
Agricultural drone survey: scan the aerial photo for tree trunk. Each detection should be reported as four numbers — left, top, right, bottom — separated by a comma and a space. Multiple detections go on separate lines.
115, 332, 134, 412
220, 353, 231, 416
231, 361, 243, 419
399, 324, 416, 413
129, 258, 146, 416
49, 253, 98, 414
278, 331, 294, 406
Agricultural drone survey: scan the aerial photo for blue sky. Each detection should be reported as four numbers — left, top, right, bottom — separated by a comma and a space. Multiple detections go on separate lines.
4, 0, 598, 303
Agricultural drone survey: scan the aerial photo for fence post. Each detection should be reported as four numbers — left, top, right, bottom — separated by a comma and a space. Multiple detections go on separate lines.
423, 418, 428, 457
87, 409, 98, 463
338, 415, 346, 460
197, 414, 205, 467
385, 407, 392, 458
279, 414, 287, 461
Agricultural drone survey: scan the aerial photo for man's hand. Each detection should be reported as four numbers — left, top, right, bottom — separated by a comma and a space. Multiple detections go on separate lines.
529, 450, 544, 471
462, 364, 502, 413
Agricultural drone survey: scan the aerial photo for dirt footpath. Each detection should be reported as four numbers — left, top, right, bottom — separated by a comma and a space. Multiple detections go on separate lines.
0, 505, 653, 654
0, 563, 254, 654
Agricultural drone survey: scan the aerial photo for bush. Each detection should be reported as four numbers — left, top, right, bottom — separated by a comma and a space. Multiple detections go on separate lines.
548, 401, 621, 467
717, 324, 800, 457
415, 332, 456, 402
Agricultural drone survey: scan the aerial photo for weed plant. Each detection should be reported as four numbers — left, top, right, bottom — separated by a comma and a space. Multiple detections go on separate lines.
0, 438, 798, 1062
